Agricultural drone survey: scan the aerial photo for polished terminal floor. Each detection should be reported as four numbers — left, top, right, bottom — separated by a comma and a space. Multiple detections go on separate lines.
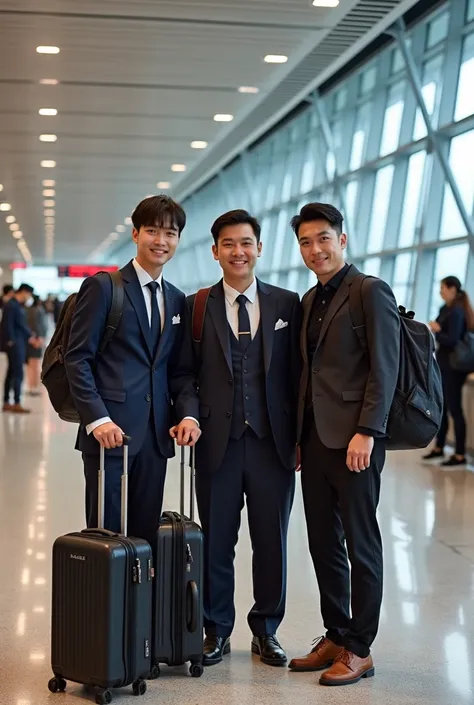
1, 379, 474, 705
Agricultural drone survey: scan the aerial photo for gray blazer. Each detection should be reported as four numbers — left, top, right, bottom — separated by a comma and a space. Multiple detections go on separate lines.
297, 265, 400, 449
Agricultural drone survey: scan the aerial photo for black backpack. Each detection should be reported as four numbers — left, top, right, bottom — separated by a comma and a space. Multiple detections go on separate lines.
41, 271, 124, 423
349, 274, 443, 451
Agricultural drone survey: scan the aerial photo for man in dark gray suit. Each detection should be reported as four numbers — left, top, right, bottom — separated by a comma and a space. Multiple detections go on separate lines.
288, 203, 399, 686
184, 210, 301, 667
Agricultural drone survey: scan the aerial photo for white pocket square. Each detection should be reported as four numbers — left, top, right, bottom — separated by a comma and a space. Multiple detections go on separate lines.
172, 314, 181, 325
274, 319, 288, 331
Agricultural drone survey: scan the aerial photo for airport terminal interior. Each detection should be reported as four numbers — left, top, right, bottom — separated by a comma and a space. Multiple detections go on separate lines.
1, 0, 474, 703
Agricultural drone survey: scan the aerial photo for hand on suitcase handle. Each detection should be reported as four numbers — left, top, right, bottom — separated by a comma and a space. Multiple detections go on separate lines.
93, 421, 126, 449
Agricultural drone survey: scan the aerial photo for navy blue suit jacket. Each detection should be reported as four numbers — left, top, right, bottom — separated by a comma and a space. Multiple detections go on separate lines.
0, 298, 31, 359
187, 279, 302, 474
64, 260, 199, 457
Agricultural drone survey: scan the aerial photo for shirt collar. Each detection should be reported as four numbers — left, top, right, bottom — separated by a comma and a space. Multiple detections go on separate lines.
132, 258, 163, 289
223, 278, 257, 306
317, 262, 350, 292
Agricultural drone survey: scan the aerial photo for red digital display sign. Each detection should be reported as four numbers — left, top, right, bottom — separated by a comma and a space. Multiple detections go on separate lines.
57, 265, 119, 278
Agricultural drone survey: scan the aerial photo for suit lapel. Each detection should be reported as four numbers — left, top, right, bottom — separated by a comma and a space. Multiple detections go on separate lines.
121, 261, 153, 358
315, 265, 359, 353
301, 287, 317, 366
155, 280, 174, 361
207, 281, 232, 374
258, 280, 276, 377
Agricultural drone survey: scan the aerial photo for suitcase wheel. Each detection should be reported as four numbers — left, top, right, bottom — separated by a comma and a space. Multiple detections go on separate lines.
48, 677, 66, 693
189, 662, 204, 678
132, 679, 147, 697
148, 665, 161, 680
95, 689, 112, 705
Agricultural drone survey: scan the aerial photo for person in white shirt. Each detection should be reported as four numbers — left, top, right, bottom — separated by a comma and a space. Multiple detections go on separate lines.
185, 210, 302, 668
65, 195, 200, 545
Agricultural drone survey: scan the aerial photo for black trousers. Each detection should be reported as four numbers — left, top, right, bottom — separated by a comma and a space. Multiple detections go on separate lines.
82, 421, 167, 546
3, 348, 24, 404
436, 367, 468, 456
196, 430, 295, 639
300, 414, 385, 658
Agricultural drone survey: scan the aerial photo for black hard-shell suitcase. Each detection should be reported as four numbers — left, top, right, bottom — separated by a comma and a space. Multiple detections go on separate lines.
48, 437, 153, 705
150, 446, 204, 679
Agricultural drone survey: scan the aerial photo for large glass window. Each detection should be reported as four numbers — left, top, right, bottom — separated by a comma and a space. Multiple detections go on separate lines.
468, 0, 474, 22
380, 82, 405, 156
426, 10, 449, 48
398, 151, 427, 247
454, 33, 474, 122
392, 253, 416, 308
350, 102, 371, 170
429, 244, 470, 319
440, 130, 474, 239
413, 55, 444, 140
367, 165, 395, 253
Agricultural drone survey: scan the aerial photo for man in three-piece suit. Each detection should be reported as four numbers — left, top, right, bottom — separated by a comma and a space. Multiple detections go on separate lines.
65, 195, 200, 545
2, 283, 35, 414
288, 203, 399, 686
186, 209, 301, 667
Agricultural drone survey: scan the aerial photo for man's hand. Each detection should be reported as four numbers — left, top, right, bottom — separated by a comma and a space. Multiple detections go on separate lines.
346, 433, 374, 472
169, 419, 201, 447
428, 321, 441, 333
93, 422, 124, 449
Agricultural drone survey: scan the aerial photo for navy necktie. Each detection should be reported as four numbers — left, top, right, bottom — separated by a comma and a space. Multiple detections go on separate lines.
146, 281, 161, 356
236, 294, 251, 351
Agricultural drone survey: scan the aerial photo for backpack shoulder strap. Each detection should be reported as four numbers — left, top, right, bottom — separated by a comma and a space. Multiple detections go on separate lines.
192, 287, 212, 343
98, 270, 124, 353
348, 273, 370, 352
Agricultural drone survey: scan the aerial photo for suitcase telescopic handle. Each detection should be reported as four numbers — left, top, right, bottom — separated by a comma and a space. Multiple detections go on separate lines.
179, 445, 195, 521
98, 434, 131, 536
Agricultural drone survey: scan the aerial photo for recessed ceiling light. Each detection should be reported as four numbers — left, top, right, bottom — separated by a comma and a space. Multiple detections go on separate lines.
39, 78, 59, 85
0, 202, 12, 211
171, 164, 186, 173
191, 141, 208, 149
36, 46, 60, 54
44, 209, 55, 217
39, 134, 57, 142
42, 180, 55, 187
9, 223, 19, 231
156, 181, 170, 189
238, 86, 259, 94
312, 0, 339, 6
43, 199, 55, 207
6, 215, 15, 223
42, 189, 55, 197
213, 114, 234, 122
39, 108, 58, 116
124, 216, 132, 225
264, 54, 288, 64
109, 232, 119, 240
45, 217, 55, 224
116, 225, 126, 232
13, 231, 23, 239
41, 160, 56, 168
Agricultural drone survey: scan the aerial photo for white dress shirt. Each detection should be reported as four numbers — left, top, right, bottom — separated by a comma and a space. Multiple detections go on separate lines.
223, 278, 260, 340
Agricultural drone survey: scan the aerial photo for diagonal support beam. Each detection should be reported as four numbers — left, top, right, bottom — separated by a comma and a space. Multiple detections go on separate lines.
388, 17, 474, 251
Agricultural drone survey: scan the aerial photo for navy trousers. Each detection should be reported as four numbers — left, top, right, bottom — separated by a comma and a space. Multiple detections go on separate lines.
82, 421, 167, 545
196, 430, 295, 639
3, 348, 24, 404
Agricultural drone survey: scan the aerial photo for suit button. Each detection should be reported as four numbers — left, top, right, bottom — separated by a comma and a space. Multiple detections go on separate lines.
245, 395, 250, 400
145, 394, 152, 402
312, 368, 319, 373
243, 369, 248, 374
226, 411, 231, 418
152, 365, 156, 372
228, 379, 233, 385
244, 355, 248, 360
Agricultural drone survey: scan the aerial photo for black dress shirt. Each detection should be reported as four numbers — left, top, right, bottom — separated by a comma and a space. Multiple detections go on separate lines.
306, 263, 383, 438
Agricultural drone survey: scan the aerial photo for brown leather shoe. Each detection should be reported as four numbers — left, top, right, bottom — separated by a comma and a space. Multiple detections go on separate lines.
10, 404, 31, 414
2, 403, 13, 412
288, 637, 344, 672
319, 649, 374, 686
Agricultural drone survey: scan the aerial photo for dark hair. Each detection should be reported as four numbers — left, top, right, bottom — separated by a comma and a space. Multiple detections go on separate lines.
2, 284, 13, 296
31, 294, 40, 307
211, 209, 261, 245
291, 202, 344, 238
17, 283, 34, 294
442, 275, 474, 331
131, 195, 186, 235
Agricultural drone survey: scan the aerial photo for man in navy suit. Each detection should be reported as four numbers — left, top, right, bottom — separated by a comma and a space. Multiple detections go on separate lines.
65, 195, 200, 544
2, 283, 36, 414
184, 210, 301, 667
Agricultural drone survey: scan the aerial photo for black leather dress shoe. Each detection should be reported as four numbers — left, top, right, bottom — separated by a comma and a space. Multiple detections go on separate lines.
251, 635, 287, 666
203, 635, 231, 666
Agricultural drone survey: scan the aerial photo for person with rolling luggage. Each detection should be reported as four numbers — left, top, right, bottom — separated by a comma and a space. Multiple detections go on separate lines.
179, 209, 302, 667
49, 436, 154, 705
64, 195, 200, 546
